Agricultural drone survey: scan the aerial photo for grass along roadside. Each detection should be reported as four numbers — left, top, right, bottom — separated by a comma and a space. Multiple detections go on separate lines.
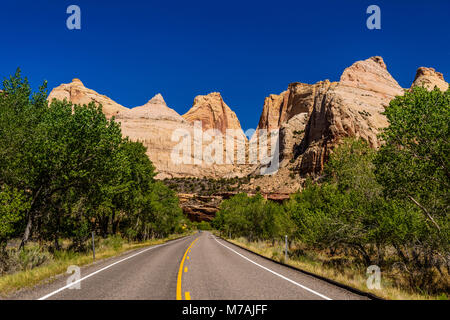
224, 236, 446, 300
0, 232, 192, 297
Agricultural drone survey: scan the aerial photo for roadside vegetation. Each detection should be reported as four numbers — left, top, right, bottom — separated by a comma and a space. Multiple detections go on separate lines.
213, 86, 449, 299
0, 70, 188, 283
0, 233, 190, 296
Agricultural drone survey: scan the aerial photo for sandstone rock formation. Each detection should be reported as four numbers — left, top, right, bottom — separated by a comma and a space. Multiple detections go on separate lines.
48, 81, 251, 179
178, 193, 221, 222
296, 56, 404, 173
116, 94, 248, 179
183, 92, 244, 135
411, 67, 448, 91
257, 92, 288, 130
48, 79, 128, 118
47, 57, 447, 190
116, 94, 186, 122
256, 56, 405, 178
279, 113, 309, 165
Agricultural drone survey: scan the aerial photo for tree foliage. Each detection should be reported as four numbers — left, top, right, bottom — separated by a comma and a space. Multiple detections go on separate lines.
375, 86, 449, 233
0, 69, 185, 251
213, 193, 292, 241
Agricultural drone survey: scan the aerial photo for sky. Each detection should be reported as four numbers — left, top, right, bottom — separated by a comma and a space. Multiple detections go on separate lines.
0, 0, 449, 130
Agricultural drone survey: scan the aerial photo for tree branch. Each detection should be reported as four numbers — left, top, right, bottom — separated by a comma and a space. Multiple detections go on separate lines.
407, 195, 441, 231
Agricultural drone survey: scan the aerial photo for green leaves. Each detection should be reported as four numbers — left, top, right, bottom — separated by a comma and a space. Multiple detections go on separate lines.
0, 186, 29, 245
0, 70, 183, 247
214, 193, 290, 241
375, 86, 449, 232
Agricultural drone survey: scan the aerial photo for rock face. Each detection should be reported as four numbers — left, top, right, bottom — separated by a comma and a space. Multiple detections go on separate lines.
115, 94, 196, 178
178, 193, 221, 222
48, 79, 128, 118
116, 94, 247, 179
257, 92, 288, 130
183, 92, 244, 135
257, 56, 405, 176
178, 192, 290, 221
411, 67, 448, 91
297, 56, 404, 173
279, 112, 309, 165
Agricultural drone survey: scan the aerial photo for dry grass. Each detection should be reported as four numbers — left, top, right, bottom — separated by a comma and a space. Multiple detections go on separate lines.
227, 237, 447, 300
0, 233, 191, 297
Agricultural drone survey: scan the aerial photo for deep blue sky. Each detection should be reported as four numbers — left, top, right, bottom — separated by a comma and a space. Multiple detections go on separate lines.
1, 0, 449, 129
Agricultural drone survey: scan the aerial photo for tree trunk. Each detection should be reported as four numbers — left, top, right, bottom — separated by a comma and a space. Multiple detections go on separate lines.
407, 195, 441, 231
54, 234, 60, 251
19, 186, 43, 250
19, 214, 33, 250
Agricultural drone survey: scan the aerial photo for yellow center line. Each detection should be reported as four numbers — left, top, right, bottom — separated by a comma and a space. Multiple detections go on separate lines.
184, 267, 188, 273
176, 237, 198, 300
185, 292, 191, 300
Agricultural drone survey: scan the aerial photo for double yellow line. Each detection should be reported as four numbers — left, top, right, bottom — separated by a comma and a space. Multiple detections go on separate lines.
176, 237, 199, 300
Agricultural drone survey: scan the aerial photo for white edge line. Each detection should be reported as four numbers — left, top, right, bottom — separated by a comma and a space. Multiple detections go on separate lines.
213, 236, 332, 300
38, 236, 188, 300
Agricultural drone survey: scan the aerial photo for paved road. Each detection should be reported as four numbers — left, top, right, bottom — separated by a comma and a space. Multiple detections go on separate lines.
9, 232, 367, 300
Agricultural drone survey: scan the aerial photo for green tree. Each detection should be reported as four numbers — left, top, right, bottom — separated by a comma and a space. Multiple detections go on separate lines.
375, 86, 449, 232
214, 193, 289, 241
374, 86, 450, 287
0, 69, 185, 250
0, 186, 29, 250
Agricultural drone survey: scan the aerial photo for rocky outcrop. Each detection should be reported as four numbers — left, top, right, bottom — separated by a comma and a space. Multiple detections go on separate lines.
296, 56, 404, 173
183, 92, 244, 135
178, 193, 221, 221
255, 56, 406, 177
279, 113, 309, 165
178, 192, 290, 221
116, 94, 248, 179
48, 79, 128, 118
116, 94, 185, 122
257, 92, 288, 130
411, 67, 448, 91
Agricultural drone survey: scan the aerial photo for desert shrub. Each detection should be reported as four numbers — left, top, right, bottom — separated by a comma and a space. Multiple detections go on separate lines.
0, 246, 53, 275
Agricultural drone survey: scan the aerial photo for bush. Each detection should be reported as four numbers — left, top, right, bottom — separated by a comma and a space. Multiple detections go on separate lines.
0, 246, 53, 275
213, 193, 292, 241
197, 221, 212, 231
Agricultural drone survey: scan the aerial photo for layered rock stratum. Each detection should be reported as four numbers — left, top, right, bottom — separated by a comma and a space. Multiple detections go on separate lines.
182, 92, 244, 135
411, 67, 448, 91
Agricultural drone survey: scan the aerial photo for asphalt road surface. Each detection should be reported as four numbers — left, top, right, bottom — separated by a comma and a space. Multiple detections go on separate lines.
8, 232, 368, 300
